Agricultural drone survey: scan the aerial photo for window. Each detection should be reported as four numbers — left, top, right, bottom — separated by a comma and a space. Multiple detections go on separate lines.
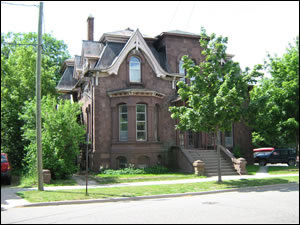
136, 104, 147, 141
179, 60, 185, 83
188, 131, 194, 147
116, 156, 127, 169
129, 56, 141, 83
119, 104, 128, 141
190, 62, 196, 83
179, 131, 185, 147
154, 104, 159, 141
225, 129, 233, 147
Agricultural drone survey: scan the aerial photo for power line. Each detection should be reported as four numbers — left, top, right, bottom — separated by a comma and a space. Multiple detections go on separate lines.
1, 1, 39, 7
186, 1, 197, 30
167, 1, 181, 31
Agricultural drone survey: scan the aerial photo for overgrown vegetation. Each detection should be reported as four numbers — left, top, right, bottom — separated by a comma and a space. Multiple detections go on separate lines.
20, 95, 86, 179
249, 37, 299, 152
1, 32, 85, 181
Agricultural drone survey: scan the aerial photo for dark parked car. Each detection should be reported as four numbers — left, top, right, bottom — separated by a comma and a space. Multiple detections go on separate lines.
1, 153, 11, 185
254, 148, 297, 166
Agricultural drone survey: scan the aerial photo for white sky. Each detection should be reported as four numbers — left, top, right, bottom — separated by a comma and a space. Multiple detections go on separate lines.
1, 1, 299, 70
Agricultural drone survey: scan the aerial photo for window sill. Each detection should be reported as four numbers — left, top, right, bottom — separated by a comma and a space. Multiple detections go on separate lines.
112, 140, 162, 145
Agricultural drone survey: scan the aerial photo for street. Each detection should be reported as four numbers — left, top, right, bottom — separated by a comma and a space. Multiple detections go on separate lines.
1, 183, 299, 224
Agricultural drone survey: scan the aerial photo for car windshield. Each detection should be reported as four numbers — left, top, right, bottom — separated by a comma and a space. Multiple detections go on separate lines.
1, 154, 8, 163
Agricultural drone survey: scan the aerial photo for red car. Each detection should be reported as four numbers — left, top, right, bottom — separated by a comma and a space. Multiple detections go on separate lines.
1, 153, 11, 185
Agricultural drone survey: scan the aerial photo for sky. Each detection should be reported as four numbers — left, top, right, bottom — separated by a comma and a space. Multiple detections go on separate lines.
1, 1, 299, 71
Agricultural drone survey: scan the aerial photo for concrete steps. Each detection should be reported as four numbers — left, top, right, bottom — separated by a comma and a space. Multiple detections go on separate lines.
185, 149, 238, 176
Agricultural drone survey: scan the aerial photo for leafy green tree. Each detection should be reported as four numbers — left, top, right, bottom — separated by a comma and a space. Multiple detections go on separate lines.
20, 95, 86, 179
169, 28, 261, 135
169, 28, 262, 180
249, 37, 299, 153
1, 32, 70, 170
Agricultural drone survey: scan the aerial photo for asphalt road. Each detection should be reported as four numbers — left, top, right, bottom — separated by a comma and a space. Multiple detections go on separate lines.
1, 183, 299, 224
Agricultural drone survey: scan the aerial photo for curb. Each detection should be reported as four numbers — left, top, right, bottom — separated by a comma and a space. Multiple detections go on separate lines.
18, 182, 299, 208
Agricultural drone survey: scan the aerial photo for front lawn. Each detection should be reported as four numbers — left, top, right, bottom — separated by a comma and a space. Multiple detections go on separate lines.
17, 176, 299, 203
268, 166, 299, 175
91, 166, 206, 184
246, 165, 260, 175
17, 174, 77, 188
92, 173, 205, 184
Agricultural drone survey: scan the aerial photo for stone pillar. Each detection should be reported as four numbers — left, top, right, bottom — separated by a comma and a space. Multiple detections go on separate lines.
193, 160, 205, 176
43, 169, 51, 184
236, 158, 247, 175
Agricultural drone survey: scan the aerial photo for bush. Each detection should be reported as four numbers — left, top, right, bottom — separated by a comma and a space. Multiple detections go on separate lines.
20, 95, 86, 179
101, 165, 170, 175
144, 166, 169, 174
233, 145, 243, 158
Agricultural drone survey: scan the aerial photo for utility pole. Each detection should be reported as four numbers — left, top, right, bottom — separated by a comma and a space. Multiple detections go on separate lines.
217, 131, 222, 183
36, 1, 44, 191
86, 133, 89, 196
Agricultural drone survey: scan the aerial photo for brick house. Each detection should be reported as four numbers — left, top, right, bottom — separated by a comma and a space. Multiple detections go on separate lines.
57, 17, 253, 173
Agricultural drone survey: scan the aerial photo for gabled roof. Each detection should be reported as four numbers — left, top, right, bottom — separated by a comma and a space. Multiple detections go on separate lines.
99, 28, 156, 43
90, 29, 183, 79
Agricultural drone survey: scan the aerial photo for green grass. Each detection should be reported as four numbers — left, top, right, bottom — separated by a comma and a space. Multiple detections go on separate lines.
17, 176, 299, 203
246, 165, 260, 175
268, 166, 299, 175
17, 174, 77, 188
92, 173, 205, 184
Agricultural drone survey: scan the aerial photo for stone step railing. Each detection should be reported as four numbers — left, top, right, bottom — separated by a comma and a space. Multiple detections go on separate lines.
182, 148, 238, 176
218, 145, 247, 175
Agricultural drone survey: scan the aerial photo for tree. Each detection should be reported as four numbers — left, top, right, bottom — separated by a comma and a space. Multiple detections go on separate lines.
249, 37, 299, 154
20, 95, 86, 179
169, 28, 262, 181
1, 32, 70, 170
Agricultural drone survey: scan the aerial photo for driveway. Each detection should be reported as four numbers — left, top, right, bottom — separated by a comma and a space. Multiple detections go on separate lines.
1, 186, 31, 210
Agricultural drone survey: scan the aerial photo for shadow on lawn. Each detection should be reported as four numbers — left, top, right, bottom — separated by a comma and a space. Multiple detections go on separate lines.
43, 190, 135, 199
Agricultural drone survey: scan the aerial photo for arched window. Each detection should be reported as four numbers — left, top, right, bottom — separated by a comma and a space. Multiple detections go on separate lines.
129, 56, 141, 83
116, 156, 127, 169
179, 59, 185, 83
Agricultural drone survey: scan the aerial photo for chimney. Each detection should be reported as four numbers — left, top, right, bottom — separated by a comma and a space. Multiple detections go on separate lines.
87, 16, 94, 41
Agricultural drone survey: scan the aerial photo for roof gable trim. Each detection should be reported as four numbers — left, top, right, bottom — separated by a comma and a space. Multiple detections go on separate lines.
95, 29, 182, 79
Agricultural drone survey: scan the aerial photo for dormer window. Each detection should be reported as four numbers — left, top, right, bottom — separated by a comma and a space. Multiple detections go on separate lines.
129, 56, 141, 83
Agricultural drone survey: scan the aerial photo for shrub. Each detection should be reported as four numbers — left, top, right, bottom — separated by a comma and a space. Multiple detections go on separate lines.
101, 165, 170, 175
233, 145, 243, 158
144, 166, 169, 174
20, 95, 86, 179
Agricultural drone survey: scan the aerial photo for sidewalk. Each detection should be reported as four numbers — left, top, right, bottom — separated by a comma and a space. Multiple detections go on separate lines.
1, 172, 299, 210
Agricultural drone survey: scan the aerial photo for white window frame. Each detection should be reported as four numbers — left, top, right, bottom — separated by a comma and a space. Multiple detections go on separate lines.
119, 104, 128, 141
129, 56, 141, 83
136, 104, 147, 141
